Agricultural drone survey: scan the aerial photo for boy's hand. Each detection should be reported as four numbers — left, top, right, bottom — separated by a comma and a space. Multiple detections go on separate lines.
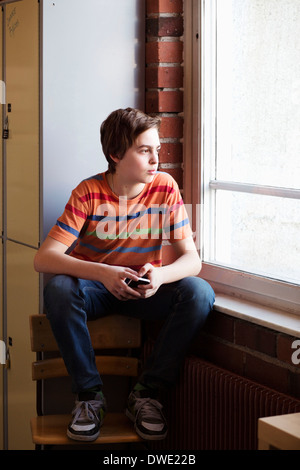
100, 265, 142, 301
135, 263, 163, 299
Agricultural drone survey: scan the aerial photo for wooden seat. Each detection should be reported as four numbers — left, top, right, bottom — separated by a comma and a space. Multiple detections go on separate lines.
29, 314, 143, 447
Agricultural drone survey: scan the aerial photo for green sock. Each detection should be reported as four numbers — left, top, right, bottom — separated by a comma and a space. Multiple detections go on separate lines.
90, 385, 102, 391
81, 385, 102, 396
134, 381, 156, 392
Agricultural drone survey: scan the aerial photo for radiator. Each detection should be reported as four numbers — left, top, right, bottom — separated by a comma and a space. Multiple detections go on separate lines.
145, 353, 300, 450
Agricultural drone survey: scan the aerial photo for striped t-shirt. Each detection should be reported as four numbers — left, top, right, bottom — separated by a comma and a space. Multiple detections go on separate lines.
48, 171, 192, 270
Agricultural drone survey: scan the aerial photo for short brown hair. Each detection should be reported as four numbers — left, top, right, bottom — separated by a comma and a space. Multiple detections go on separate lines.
100, 108, 161, 173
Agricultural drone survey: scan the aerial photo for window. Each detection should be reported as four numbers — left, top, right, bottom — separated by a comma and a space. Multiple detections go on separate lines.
184, 0, 300, 313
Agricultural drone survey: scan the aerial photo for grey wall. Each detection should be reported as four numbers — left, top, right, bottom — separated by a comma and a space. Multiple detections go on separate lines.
42, 0, 145, 238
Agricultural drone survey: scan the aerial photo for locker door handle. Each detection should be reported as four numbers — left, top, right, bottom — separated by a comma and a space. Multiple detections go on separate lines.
5, 347, 11, 369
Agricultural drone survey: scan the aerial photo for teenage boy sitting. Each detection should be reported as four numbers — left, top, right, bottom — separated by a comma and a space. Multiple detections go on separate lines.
34, 107, 215, 442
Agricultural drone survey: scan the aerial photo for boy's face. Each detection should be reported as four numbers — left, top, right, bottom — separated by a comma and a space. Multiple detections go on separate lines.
116, 128, 161, 185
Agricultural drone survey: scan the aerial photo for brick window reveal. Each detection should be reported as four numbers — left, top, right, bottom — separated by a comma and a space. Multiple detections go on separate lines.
145, 0, 184, 188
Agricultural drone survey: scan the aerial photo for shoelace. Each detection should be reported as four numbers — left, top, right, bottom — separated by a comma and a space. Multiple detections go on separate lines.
70, 400, 102, 426
134, 397, 164, 423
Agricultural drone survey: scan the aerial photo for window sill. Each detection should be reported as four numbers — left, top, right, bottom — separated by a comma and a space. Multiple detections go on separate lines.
214, 294, 300, 338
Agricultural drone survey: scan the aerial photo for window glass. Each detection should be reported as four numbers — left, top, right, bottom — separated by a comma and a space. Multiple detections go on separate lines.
214, 190, 300, 284
215, 0, 300, 189
202, 0, 300, 286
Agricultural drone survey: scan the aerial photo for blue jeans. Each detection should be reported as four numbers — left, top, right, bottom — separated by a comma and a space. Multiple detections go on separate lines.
44, 275, 215, 394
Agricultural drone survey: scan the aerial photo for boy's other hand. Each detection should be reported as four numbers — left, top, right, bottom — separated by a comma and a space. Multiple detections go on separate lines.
136, 263, 163, 299
100, 265, 142, 301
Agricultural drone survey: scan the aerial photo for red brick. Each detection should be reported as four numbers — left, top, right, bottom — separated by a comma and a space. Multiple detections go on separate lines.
147, 0, 183, 14
160, 167, 183, 187
244, 354, 290, 394
160, 116, 183, 139
192, 334, 244, 376
277, 334, 299, 365
146, 41, 183, 64
235, 320, 276, 357
146, 90, 183, 113
146, 16, 183, 37
159, 90, 183, 111
290, 371, 300, 399
202, 311, 235, 342
145, 91, 158, 112
159, 142, 182, 163
146, 66, 183, 88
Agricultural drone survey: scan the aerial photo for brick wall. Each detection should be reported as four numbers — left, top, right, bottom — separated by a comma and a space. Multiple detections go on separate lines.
146, 309, 300, 401
145, 0, 184, 188
191, 311, 300, 400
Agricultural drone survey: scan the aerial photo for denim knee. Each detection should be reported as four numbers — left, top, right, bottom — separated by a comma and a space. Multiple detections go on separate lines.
44, 274, 80, 320
176, 276, 215, 326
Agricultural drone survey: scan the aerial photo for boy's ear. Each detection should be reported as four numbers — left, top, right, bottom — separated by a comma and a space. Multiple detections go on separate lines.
109, 154, 120, 163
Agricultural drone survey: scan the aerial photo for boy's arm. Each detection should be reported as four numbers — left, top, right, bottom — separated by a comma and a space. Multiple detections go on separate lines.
34, 236, 104, 280
34, 236, 141, 300
159, 236, 202, 283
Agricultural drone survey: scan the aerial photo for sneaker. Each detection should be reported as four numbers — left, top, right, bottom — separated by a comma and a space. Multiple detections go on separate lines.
67, 391, 107, 441
126, 389, 168, 440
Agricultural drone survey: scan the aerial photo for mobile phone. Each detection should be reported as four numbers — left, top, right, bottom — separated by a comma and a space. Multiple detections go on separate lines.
125, 276, 150, 288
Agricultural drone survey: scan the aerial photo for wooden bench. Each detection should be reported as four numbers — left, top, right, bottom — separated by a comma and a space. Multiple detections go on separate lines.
29, 314, 143, 447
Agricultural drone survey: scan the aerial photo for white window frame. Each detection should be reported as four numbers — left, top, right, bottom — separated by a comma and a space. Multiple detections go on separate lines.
183, 0, 300, 315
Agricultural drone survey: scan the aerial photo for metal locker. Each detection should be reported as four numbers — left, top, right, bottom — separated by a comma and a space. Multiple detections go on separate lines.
0, 0, 144, 450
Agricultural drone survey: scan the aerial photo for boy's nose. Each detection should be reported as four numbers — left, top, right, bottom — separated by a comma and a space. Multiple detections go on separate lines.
150, 150, 159, 163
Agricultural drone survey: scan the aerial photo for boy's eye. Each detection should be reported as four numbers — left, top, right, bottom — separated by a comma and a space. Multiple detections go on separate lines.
139, 147, 160, 154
